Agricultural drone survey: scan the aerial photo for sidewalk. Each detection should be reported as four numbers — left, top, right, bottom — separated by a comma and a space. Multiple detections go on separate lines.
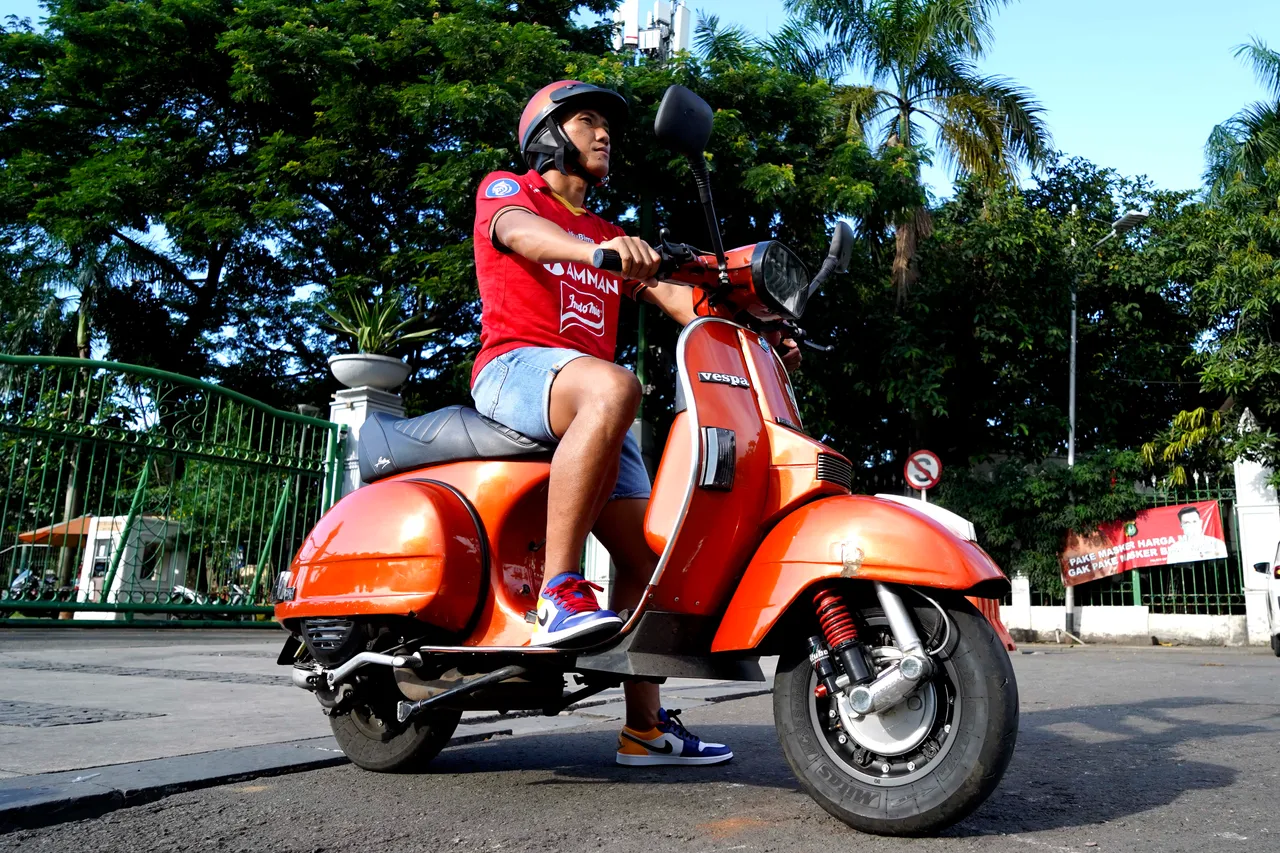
0, 628, 773, 826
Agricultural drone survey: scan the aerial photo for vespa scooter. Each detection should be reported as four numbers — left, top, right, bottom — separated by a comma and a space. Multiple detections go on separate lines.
273, 85, 1018, 836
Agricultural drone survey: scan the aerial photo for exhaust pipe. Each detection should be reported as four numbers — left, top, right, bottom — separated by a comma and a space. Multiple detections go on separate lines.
289, 652, 422, 693
292, 666, 320, 691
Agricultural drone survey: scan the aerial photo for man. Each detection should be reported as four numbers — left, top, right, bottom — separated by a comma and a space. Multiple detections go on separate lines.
1165, 505, 1228, 563
470, 81, 797, 766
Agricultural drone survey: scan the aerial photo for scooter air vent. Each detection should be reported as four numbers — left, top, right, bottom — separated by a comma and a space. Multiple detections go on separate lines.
301, 617, 359, 666
816, 453, 853, 491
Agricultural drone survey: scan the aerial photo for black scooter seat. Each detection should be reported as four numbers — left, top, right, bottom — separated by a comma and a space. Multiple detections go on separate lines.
357, 406, 555, 483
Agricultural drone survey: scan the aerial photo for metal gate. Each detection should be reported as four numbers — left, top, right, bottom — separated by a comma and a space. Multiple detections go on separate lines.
0, 355, 344, 624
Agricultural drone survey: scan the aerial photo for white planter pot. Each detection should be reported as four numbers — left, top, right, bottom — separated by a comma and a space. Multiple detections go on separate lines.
328, 353, 411, 391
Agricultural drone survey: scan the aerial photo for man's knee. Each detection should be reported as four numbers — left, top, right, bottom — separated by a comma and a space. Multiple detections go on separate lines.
577, 363, 641, 424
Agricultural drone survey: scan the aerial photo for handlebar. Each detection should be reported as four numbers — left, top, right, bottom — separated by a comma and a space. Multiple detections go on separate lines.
590, 235, 702, 280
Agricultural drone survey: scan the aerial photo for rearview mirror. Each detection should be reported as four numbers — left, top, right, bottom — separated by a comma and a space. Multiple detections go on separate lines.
1255, 561, 1271, 574
829, 220, 853, 273
654, 85, 714, 157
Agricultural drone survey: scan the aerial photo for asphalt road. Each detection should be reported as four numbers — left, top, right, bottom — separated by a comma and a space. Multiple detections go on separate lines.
4, 646, 1278, 853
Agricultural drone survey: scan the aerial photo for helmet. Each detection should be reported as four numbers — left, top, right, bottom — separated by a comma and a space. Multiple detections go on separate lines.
518, 80, 629, 183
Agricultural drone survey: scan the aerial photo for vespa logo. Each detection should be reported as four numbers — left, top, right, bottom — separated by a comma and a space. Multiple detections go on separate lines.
698, 371, 750, 389
375, 456, 392, 471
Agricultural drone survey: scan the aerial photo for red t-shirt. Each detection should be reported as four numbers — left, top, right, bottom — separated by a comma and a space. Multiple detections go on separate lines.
471, 170, 642, 385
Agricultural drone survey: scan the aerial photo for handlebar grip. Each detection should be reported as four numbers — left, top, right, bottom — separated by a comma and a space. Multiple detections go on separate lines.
592, 248, 623, 272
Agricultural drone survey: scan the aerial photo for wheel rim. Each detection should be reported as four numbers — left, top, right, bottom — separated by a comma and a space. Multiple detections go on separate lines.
805, 615, 962, 788
350, 701, 401, 742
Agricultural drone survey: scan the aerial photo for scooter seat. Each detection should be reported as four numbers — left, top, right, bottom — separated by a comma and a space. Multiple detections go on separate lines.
357, 406, 555, 483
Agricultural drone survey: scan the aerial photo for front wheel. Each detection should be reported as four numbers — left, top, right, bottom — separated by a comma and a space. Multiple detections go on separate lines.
774, 592, 1018, 836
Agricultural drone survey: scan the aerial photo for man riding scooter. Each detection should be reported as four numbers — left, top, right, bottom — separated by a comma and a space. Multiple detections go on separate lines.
469, 80, 800, 765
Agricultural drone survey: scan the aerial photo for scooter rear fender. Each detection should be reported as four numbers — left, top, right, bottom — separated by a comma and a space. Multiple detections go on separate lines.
711, 495, 1008, 653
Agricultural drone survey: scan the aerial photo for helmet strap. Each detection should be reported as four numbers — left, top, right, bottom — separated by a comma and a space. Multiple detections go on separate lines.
529, 118, 601, 187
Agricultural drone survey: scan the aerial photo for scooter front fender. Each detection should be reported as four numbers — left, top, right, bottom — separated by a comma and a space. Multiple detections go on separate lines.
711, 495, 1008, 653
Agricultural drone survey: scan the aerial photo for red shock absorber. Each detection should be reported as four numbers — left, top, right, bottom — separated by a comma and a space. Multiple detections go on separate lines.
813, 587, 859, 648
812, 586, 875, 687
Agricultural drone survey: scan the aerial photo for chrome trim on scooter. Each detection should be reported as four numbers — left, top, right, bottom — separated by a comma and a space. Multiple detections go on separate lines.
628, 317, 743, 605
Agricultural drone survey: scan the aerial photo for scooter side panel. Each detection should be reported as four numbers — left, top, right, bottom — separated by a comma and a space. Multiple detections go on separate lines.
710, 494, 1008, 652
645, 320, 771, 616
278, 480, 483, 630
386, 460, 551, 647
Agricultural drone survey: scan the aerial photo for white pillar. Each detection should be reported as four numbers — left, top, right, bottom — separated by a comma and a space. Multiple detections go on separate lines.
1233, 409, 1279, 645
328, 386, 406, 498
583, 534, 614, 609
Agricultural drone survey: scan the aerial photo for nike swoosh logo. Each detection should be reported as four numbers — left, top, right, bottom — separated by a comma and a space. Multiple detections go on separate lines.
537, 610, 549, 627
621, 732, 674, 754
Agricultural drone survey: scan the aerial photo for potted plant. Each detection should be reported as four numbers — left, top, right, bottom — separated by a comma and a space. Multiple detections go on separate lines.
323, 291, 438, 391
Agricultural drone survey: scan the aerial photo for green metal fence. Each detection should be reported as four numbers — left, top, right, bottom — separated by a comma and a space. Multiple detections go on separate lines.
0, 355, 344, 624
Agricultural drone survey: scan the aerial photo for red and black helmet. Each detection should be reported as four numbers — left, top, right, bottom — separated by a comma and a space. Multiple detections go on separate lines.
518, 80, 628, 183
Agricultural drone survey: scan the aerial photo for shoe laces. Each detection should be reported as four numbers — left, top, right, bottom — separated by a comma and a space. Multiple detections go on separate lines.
659, 708, 695, 742
546, 577, 604, 615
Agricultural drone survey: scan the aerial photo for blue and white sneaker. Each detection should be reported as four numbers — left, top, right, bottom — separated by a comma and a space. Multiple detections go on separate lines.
616, 708, 734, 766
529, 573, 622, 647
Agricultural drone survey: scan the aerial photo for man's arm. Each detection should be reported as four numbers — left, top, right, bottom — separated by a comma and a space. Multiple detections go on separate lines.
638, 280, 697, 326
494, 209, 660, 280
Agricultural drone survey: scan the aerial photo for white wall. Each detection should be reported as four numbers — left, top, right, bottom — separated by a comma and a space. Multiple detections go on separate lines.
1233, 414, 1280, 644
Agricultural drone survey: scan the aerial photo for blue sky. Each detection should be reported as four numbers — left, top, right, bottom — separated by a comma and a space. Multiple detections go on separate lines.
5, 0, 1274, 194
695, 0, 1275, 194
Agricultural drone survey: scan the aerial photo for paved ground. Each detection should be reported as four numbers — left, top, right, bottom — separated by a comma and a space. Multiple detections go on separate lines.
0, 629, 771, 776
3, 643, 1277, 852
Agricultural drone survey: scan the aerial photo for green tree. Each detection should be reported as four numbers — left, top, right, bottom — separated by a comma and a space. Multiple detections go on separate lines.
1205, 37, 1280, 197
785, 0, 1050, 297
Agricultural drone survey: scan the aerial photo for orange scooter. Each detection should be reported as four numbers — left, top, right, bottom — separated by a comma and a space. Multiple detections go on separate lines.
274, 86, 1017, 836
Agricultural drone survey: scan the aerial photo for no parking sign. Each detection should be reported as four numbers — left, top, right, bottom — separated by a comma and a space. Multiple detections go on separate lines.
903, 449, 942, 499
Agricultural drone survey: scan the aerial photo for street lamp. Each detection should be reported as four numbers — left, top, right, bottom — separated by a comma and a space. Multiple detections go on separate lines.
1064, 207, 1149, 635
1067, 208, 1149, 467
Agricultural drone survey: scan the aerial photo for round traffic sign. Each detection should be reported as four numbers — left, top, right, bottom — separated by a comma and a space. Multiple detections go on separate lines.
904, 449, 942, 490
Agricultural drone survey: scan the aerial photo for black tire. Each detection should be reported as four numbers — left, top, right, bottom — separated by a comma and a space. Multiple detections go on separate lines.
774, 592, 1018, 836
330, 689, 462, 773
1271, 633, 1280, 657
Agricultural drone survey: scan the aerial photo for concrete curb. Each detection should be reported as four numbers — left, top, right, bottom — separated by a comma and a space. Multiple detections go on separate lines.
0, 728, 511, 832
0, 683, 772, 832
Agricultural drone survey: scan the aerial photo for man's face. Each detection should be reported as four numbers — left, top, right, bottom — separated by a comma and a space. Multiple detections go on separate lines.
1180, 511, 1204, 538
560, 108, 611, 180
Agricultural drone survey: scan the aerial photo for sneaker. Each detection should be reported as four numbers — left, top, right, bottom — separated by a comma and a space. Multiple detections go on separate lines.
530, 573, 622, 647
616, 708, 733, 766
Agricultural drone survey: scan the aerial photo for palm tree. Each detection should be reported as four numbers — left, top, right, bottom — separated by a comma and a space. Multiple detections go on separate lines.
1205, 37, 1280, 197
786, 0, 1050, 297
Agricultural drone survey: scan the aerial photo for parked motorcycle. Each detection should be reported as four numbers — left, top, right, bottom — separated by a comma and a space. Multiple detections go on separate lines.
273, 85, 1017, 836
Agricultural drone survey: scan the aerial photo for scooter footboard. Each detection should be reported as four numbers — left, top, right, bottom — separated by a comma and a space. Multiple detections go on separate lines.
711, 495, 1008, 652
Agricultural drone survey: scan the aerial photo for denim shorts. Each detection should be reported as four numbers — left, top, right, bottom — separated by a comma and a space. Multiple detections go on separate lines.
471, 347, 651, 501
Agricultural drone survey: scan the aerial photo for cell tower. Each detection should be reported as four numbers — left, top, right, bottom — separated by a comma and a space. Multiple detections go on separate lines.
612, 0, 692, 61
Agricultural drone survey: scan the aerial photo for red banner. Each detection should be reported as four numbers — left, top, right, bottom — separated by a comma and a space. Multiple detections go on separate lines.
1060, 501, 1228, 587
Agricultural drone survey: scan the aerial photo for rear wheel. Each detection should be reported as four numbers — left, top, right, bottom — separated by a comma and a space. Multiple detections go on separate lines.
329, 668, 461, 772
773, 592, 1018, 836
1271, 633, 1280, 657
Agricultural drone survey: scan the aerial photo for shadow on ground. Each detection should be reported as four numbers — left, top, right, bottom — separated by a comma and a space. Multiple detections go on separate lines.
427, 695, 1272, 834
